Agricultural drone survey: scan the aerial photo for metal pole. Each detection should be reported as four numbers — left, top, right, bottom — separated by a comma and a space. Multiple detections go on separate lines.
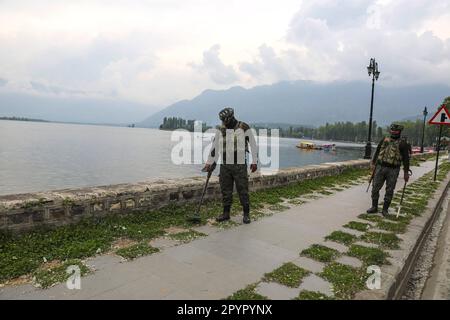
421, 110, 426, 153
434, 124, 443, 181
364, 73, 375, 159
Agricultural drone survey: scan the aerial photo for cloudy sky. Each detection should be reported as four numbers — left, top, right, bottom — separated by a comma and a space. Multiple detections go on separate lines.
0, 0, 449, 113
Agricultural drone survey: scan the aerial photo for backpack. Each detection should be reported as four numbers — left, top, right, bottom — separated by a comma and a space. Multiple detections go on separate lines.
378, 137, 402, 166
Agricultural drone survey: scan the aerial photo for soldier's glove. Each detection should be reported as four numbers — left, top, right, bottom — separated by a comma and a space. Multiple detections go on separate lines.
202, 162, 217, 173
250, 163, 257, 173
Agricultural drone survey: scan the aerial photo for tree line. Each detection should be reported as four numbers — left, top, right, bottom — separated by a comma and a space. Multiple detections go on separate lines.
256, 96, 450, 146
159, 117, 211, 132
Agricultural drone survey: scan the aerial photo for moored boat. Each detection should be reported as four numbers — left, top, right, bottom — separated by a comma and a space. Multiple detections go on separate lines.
296, 141, 323, 150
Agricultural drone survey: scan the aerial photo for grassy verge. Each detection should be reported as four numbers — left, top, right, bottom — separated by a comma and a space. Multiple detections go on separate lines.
343, 221, 371, 232
360, 232, 401, 249
296, 290, 334, 300
347, 244, 389, 265
301, 244, 340, 263
226, 283, 268, 300
263, 262, 309, 288
325, 231, 357, 245
115, 243, 159, 260
168, 230, 206, 243
320, 263, 366, 300
32, 259, 90, 289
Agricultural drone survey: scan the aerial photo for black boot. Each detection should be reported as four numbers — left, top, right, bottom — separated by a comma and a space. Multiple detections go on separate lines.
381, 201, 390, 217
216, 205, 231, 222
366, 198, 379, 214
243, 205, 251, 224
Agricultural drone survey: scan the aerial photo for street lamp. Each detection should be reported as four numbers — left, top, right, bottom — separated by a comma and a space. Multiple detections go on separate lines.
364, 58, 380, 159
420, 106, 428, 153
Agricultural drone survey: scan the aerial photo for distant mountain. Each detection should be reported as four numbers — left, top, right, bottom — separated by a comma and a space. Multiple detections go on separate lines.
139, 80, 449, 128
0, 91, 155, 124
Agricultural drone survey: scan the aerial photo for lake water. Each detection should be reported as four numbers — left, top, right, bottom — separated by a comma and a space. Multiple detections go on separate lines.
0, 120, 364, 195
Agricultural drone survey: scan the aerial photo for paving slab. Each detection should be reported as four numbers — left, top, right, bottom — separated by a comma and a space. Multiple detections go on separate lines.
336, 255, 363, 268
353, 241, 380, 249
298, 274, 334, 297
292, 257, 325, 274
321, 241, 348, 253
341, 227, 366, 237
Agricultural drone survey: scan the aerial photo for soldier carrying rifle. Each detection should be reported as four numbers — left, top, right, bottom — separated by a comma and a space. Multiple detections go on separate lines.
367, 123, 410, 216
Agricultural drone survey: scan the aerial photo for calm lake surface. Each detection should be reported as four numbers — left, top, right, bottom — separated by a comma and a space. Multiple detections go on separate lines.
0, 120, 365, 195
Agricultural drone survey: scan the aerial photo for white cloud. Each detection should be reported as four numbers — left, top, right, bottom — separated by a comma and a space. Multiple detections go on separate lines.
190, 44, 239, 85
0, 0, 449, 110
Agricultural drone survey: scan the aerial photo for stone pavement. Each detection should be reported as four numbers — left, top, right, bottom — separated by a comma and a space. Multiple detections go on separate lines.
0, 160, 438, 300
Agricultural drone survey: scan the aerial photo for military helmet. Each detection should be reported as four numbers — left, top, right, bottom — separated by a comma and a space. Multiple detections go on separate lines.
219, 107, 234, 122
390, 123, 404, 132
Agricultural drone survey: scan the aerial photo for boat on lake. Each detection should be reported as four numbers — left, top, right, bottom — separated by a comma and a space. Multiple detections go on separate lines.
322, 144, 336, 151
296, 141, 336, 151
296, 141, 323, 150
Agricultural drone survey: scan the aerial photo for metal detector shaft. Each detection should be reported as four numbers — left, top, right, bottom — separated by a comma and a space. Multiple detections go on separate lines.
396, 170, 412, 218
194, 162, 217, 215
195, 170, 213, 215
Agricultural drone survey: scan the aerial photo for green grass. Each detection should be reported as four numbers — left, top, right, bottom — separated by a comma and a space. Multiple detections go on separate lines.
347, 244, 389, 265
320, 263, 366, 300
212, 220, 240, 229
325, 231, 357, 246
344, 221, 371, 232
168, 230, 206, 242
226, 283, 268, 300
360, 232, 401, 249
357, 214, 383, 223
115, 243, 159, 260
32, 259, 90, 289
376, 220, 407, 233
301, 244, 340, 263
263, 262, 310, 288
296, 290, 334, 300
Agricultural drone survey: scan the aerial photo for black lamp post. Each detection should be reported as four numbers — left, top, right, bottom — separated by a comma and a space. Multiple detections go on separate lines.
364, 58, 380, 159
420, 106, 428, 153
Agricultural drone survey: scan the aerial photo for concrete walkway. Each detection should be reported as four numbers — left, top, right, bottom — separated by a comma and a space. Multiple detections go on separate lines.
0, 160, 439, 300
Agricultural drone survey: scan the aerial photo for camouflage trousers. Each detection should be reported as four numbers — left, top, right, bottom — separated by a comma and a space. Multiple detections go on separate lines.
371, 165, 400, 207
219, 164, 249, 207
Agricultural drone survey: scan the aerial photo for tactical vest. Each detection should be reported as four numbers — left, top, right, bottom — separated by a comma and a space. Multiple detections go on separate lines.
378, 137, 402, 167
220, 121, 250, 158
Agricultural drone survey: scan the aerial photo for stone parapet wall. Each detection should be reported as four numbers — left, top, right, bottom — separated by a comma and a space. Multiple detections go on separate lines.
0, 159, 369, 232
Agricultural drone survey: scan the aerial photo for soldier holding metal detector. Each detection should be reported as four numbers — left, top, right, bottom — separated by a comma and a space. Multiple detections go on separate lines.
367, 123, 411, 216
189, 107, 258, 224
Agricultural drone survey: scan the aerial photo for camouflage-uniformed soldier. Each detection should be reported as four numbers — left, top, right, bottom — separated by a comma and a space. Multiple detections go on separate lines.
367, 124, 410, 216
203, 107, 258, 224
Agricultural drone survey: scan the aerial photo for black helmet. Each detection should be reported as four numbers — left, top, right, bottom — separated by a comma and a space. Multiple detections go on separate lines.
219, 107, 234, 123
390, 123, 404, 132
390, 123, 403, 139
